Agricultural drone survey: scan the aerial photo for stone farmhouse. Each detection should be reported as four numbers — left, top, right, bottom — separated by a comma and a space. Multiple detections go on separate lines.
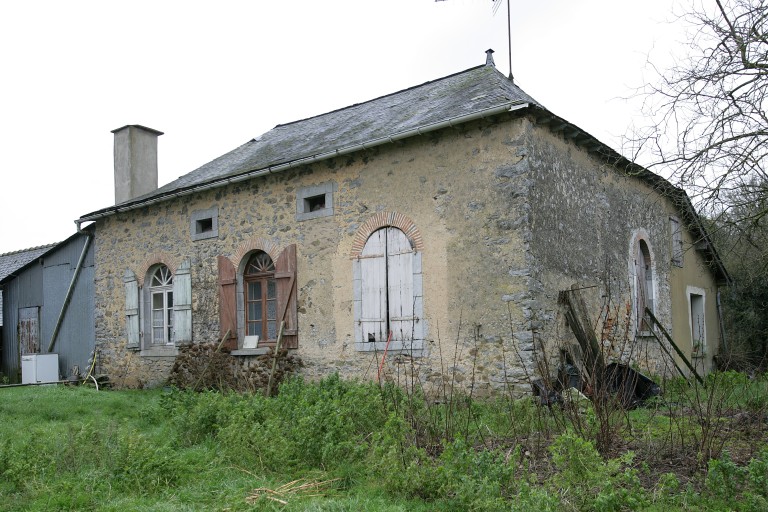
77, 51, 728, 393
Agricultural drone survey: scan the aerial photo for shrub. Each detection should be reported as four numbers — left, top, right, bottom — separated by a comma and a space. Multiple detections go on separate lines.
179, 374, 394, 473
549, 433, 648, 511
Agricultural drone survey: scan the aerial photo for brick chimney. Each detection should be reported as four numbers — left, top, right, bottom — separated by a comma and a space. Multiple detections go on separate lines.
112, 125, 163, 204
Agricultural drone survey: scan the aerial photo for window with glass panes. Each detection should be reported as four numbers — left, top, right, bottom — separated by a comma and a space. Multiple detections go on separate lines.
244, 251, 278, 341
149, 265, 174, 344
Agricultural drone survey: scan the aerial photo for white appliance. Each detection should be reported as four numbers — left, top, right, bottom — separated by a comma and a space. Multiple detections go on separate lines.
21, 354, 59, 384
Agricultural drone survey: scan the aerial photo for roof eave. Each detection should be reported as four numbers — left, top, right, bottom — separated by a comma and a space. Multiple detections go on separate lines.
527, 105, 730, 285
78, 100, 531, 224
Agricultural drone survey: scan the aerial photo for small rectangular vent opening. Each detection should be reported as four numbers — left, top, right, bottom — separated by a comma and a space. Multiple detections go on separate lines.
196, 217, 214, 234
304, 194, 326, 212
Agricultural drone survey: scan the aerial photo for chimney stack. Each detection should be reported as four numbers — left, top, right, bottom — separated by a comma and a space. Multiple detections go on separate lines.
485, 49, 495, 67
112, 125, 163, 204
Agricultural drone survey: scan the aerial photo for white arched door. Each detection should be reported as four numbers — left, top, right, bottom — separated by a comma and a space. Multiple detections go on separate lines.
360, 227, 414, 343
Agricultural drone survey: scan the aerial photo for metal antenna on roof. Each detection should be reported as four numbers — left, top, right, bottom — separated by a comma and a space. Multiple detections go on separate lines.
435, 0, 514, 82
491, 0, 513, 82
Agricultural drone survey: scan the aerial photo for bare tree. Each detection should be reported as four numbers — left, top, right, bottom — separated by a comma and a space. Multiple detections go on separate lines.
635, 0, 767, 225
629, 1, 768, 364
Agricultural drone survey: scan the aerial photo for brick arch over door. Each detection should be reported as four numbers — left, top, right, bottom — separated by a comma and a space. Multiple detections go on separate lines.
351, 211, 424, 258
352, 212, 425, 354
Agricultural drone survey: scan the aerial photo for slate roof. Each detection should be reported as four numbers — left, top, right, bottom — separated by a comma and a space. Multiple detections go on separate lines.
76, 56, 729, 284
0, 243, 56, 325
81, 62, 541, 219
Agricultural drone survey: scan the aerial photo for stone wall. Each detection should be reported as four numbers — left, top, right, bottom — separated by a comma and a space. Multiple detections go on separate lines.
92, 112, 708, 393
523, 117, 679, 377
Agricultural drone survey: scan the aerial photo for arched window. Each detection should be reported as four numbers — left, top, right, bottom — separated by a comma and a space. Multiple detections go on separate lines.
217, 244, 298, 351
635, 239, 654, 332
244, 251, 278, 343
124, 258, 192, 353
149, 265, 174, 345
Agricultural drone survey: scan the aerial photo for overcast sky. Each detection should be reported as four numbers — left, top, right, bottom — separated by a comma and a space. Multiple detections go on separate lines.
0, 0, 688, 255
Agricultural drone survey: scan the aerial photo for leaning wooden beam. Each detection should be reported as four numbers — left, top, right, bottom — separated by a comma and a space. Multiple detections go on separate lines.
559, 284, 605, 388
265, 321, 285, 397
645, 308, 705, 386
644, 326, 690, 383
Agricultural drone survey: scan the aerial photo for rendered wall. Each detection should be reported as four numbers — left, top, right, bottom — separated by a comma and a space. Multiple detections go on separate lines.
92, 113, 722, 392
93, 115, 536, 393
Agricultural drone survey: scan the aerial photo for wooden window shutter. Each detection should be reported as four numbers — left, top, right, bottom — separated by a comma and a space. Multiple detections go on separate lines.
217, 256, 238, 349
386, 228, 414, 342
172, 258, 192, 346
275, 244, 298, 349
123, 269, 140, 350
360, 229, 387, 343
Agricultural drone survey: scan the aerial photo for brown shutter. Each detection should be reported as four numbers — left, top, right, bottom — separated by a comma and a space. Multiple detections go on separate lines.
217, 255, 238, 350
275, 244, 298, 349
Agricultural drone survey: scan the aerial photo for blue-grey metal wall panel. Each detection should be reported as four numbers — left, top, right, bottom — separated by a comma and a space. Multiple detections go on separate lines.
0, 262, 43, 381
1, 235, 94, 382
42, 235, 95, 379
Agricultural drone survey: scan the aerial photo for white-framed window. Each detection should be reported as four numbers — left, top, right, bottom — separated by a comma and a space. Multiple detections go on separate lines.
149, 265, 174, 345
123, 259, 192, 354
670, 216, 683, 267
353, 226, 424, 353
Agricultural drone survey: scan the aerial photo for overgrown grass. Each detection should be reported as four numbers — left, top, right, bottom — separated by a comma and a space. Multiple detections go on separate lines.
1, 373, 768, 510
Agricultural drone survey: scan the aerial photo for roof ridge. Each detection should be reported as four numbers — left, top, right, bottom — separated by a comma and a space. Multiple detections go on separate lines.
269, 64, 489, 132
0, 242, 58, 257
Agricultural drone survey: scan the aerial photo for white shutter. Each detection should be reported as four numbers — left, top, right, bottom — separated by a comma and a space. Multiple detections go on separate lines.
387, 227, 414, 342
173, 259, 192, 345
124, 269, 140, 350
360, 229, 387, 342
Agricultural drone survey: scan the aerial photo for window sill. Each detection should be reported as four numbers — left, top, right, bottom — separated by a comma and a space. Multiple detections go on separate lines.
140, 346, 179, 357
296, 208, 333, 221
355, 340, 424, 356
231, 348, 271, 357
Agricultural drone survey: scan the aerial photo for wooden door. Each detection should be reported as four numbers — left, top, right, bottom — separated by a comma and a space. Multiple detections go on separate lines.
361, 228, 388, 342
19, 307, 40, 355
387, 228, 414, 342
360, 227, 414, 343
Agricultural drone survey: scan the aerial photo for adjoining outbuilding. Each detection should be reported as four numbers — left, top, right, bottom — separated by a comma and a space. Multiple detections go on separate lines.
0, 231, 94, 383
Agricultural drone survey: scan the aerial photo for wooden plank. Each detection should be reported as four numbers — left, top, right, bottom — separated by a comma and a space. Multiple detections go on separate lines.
217, 256, 238, 349
560, 285, 605, 388
172, 259, 192, 345
361, 229, 387, 342
19, 307, 40, 355
645, 307, 705, 386
387, 227, 413, 342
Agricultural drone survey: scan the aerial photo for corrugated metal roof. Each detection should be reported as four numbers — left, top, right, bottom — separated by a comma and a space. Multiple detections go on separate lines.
0, 243, 56, 325
0, 244, 55, 282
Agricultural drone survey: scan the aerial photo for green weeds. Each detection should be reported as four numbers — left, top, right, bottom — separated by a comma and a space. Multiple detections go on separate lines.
1, 373, 768, 510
